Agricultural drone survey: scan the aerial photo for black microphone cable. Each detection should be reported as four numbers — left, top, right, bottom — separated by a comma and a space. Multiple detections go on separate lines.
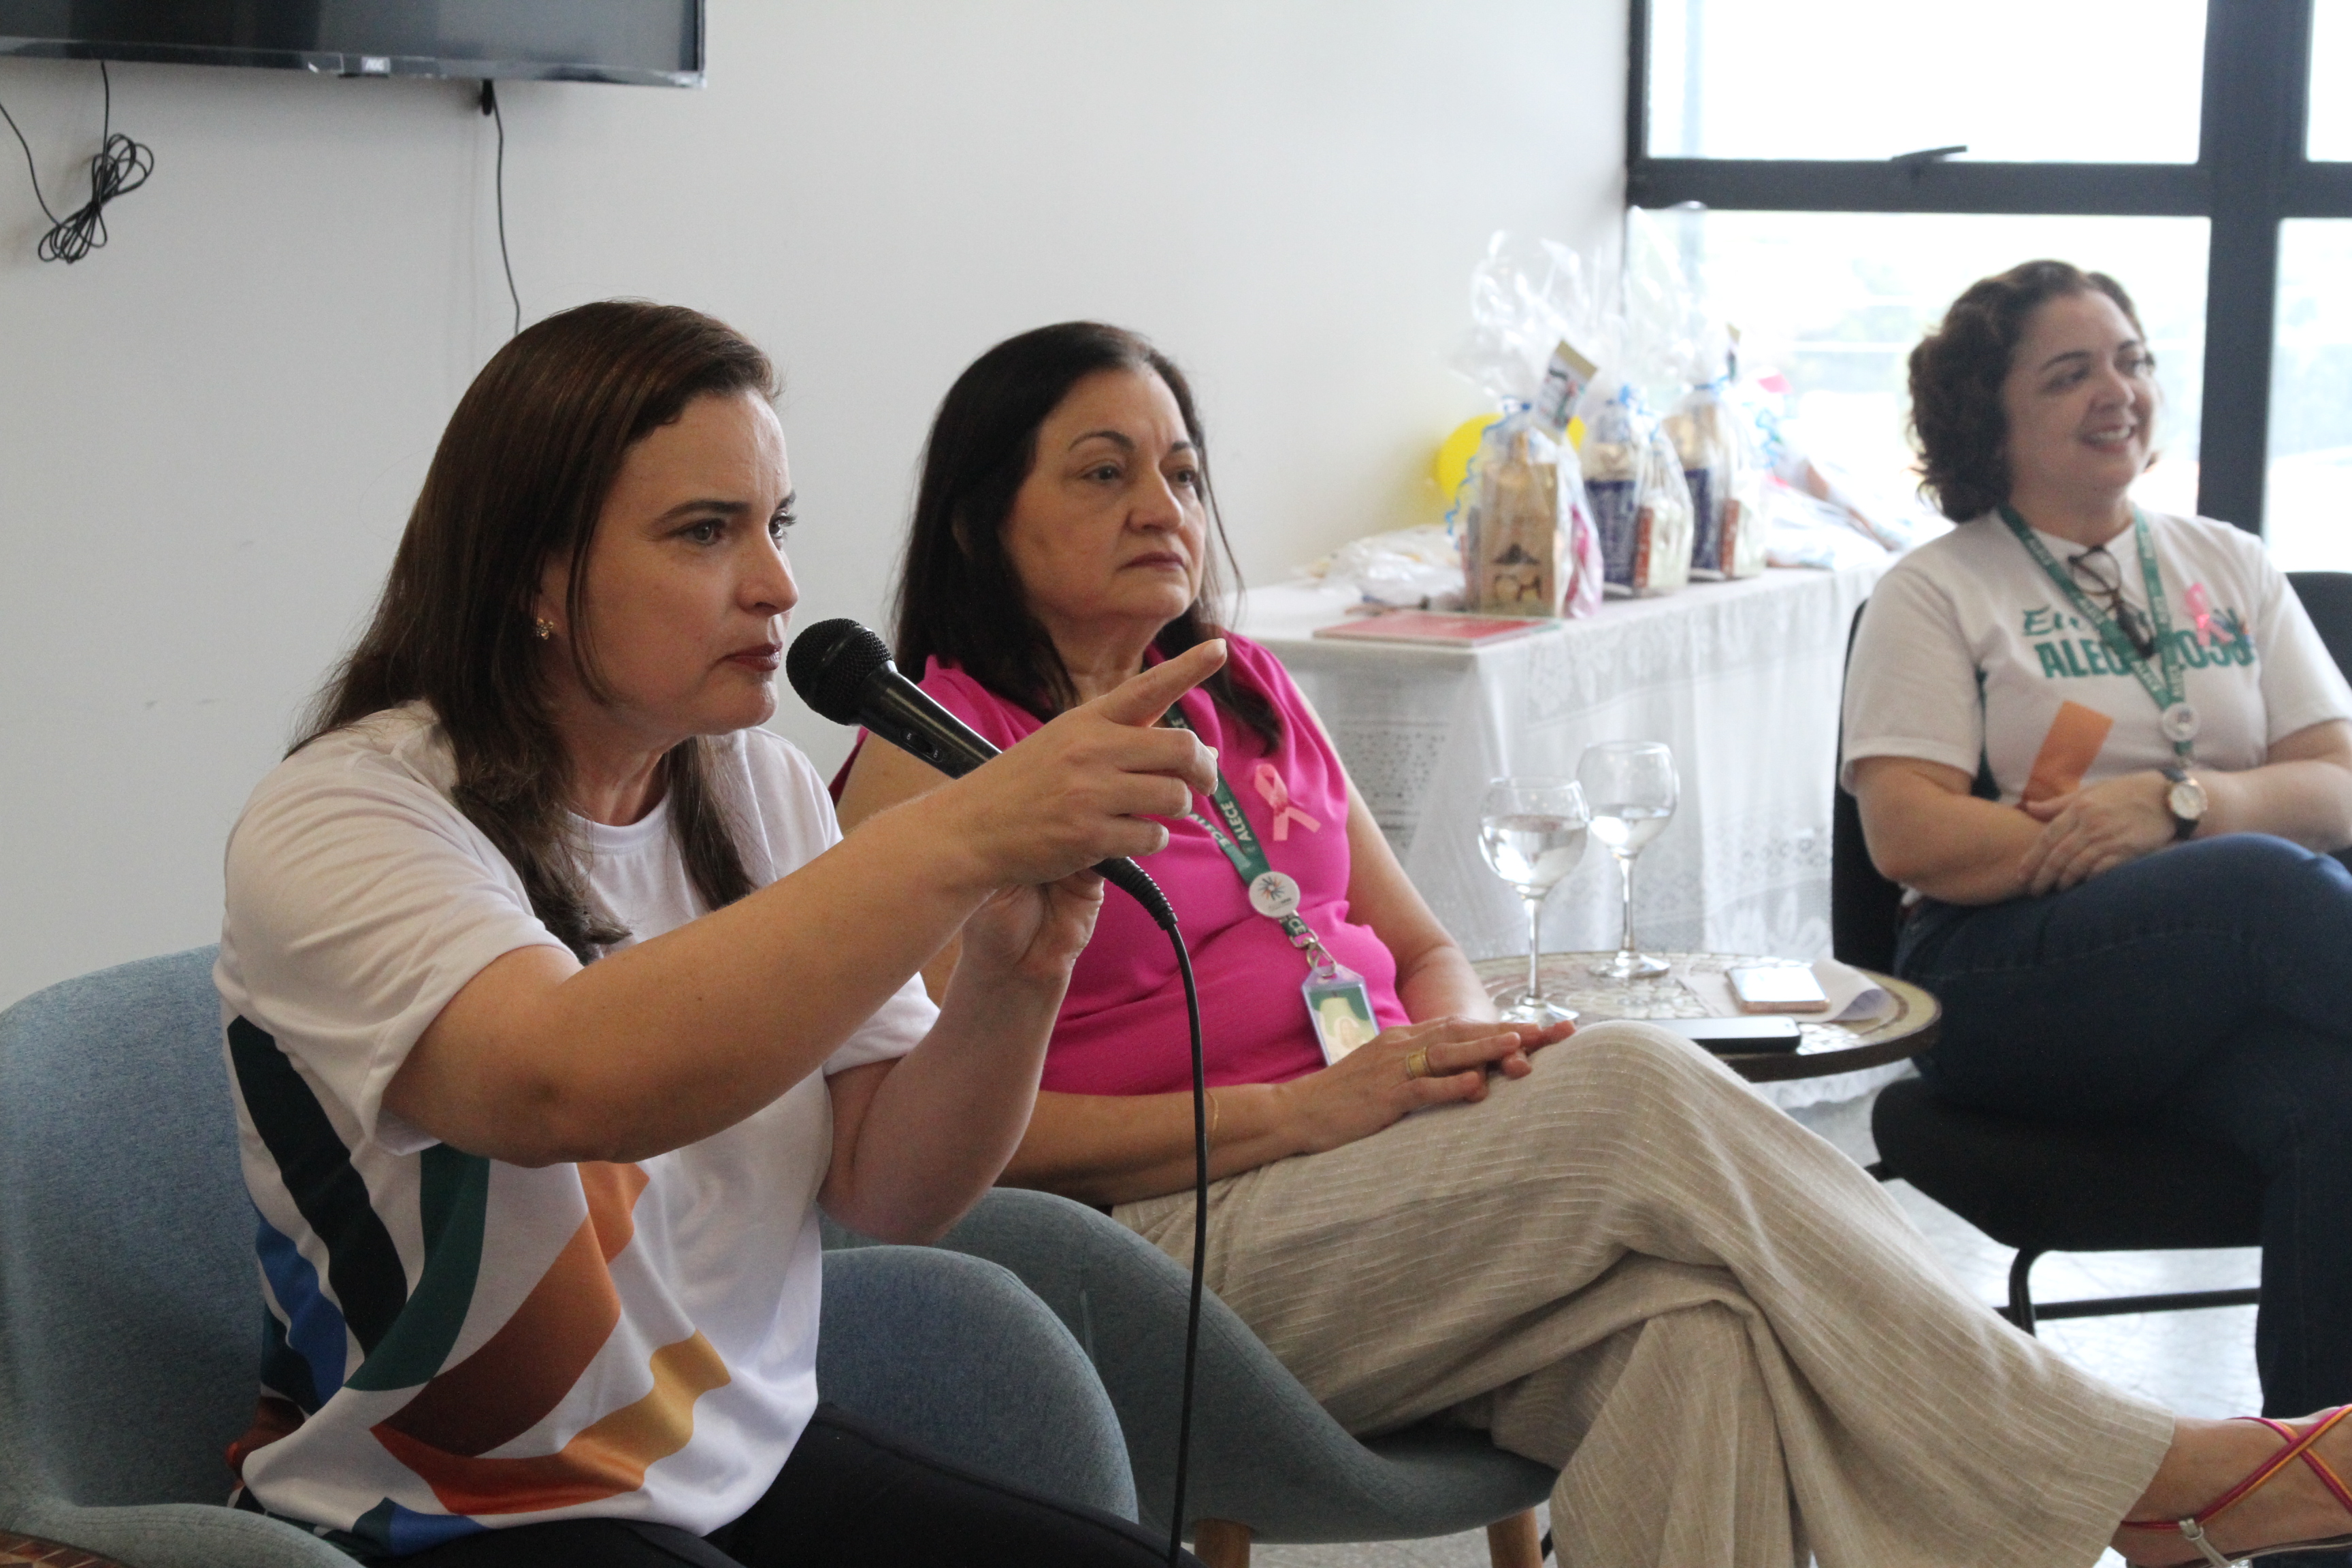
1164, 914, 1207, 1568
1116, 860, 1209, 1567
783, 617, 1209, 1562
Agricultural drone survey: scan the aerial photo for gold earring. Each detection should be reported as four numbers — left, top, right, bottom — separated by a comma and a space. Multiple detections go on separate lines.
533, 618, 556, 642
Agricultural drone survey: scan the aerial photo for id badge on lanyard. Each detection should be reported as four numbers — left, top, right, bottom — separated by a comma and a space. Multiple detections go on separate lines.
1165, 710, 1377, 1064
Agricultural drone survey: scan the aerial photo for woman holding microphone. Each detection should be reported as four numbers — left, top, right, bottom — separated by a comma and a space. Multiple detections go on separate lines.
215, 301, 1218, 1565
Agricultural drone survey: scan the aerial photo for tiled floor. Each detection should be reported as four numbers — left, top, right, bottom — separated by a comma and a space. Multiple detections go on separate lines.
1250, 1082, 2262, 1567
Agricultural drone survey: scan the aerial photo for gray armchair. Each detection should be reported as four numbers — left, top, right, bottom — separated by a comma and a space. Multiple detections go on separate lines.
838, 1186, 1559, 1567
0, 949, 1137, 1565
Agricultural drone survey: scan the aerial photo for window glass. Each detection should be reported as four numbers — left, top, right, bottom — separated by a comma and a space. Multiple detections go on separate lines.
2268, 220, 2352, 568
1647, 0, 2206, 163
2312, 0, 2352, 159
1654, 209, 2207, 523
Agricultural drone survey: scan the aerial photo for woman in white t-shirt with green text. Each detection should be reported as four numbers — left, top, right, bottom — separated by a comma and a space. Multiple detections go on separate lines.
1844, 259, 2352, 1428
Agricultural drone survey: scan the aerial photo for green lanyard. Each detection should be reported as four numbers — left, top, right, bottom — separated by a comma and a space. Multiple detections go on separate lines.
1999, 506, 2197, 760
1160, 708, 1331, 964
1161, 707, 1382, 1064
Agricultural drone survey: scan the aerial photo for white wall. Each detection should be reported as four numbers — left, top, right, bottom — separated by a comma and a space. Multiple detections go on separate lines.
0, 1, 1624, 1008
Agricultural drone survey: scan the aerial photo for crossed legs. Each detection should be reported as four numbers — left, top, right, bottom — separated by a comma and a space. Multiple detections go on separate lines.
1118, 1022, 2172, 1568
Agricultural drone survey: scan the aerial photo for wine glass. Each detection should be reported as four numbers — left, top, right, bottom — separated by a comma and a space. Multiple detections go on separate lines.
1579, 740, 1679, 981
1477, 778, 1590, 1024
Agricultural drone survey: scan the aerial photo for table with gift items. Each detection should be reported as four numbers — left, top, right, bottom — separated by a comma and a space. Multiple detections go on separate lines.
1235, 231, 1945, 1108
1235, 561, 1894, 1108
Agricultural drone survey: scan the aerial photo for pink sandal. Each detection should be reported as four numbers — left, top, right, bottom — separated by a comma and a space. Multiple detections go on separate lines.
2121, 1405, 2352, 1565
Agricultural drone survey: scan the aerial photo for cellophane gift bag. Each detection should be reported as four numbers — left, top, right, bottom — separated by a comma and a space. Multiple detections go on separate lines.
1666, 378, 1765, 580
1447, 233, 1607, 617
1578, 378, 1692, 596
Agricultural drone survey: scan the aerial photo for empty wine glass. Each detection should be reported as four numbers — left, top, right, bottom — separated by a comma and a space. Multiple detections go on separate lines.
1477, 777, 1590, 1024
1579, 740, 1679, 980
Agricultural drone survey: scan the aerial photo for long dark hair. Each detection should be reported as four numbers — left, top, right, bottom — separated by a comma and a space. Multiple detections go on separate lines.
1909, 259, 2149, 522
893, 321, 1280, 749
295, 301, 776, 961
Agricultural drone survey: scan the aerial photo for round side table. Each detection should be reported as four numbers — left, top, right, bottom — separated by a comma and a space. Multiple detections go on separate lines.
1470, 951, 1940, 1084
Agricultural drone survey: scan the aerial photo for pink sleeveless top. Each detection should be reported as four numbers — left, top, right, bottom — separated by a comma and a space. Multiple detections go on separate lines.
919, 635, 1408, 1096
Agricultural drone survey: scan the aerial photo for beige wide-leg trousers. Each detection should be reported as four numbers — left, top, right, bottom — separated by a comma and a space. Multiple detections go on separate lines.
1115, 1023, 2176, 1568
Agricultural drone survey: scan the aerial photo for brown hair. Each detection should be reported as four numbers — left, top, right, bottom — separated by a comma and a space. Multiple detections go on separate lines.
295, 301, 777, 961
892, 321, 1280, 749
1908, 259, 2149, 522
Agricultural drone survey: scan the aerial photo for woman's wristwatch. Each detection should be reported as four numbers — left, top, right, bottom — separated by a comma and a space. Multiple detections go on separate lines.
2160, 764, 2208, 840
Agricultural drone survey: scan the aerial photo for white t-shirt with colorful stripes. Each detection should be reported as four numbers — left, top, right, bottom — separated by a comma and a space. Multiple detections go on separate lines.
215, 703, 933, 1554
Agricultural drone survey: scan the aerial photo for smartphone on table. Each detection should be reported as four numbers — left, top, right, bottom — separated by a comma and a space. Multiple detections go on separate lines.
1727, 965, 1831, 1015
1649, 1015, 1803, 1054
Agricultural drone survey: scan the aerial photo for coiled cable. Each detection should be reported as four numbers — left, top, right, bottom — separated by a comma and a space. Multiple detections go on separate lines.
0, 60, 152, 264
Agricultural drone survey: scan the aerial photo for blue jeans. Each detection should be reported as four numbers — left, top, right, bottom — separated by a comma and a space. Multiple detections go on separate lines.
1897, 834, 2352, 1420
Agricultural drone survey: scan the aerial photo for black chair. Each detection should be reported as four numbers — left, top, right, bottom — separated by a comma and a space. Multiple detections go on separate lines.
2288, 570, 2352, 678
1836, 596, 2283, 1334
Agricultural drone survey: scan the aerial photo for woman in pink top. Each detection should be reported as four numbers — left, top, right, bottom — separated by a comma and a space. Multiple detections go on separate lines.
915, 635, 1411, 1100
836, 322, 2352, 1568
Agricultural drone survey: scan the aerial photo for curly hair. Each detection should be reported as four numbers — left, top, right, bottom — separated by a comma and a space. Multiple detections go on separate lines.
1908, 260, 2146, 522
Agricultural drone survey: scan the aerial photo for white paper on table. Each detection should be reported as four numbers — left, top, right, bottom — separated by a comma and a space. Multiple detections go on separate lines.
1811, 956, 1895, 1024
1680, 958, 1895, 1025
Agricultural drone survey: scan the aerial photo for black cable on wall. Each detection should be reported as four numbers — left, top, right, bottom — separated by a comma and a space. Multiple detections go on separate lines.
0, 60, 153, 263
480, 79, 520, 337
1, 61, 515, 331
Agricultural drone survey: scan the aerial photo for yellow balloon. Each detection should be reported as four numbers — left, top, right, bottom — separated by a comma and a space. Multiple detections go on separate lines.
1434, 414, 1499, 505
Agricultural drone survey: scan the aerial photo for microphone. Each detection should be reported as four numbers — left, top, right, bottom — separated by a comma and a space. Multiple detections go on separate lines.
790, 618, 1210, 1561
787, 618, 1176, 929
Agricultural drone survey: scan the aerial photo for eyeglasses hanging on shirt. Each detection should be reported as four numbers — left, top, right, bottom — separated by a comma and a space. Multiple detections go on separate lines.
2001, 506, 2198, 759
2065, 544, 2160, 662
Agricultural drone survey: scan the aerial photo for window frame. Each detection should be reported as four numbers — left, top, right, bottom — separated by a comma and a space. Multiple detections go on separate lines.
1624, 0, 2342, 535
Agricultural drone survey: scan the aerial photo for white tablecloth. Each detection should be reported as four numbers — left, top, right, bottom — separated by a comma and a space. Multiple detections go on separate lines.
1236, 562, 1890, 973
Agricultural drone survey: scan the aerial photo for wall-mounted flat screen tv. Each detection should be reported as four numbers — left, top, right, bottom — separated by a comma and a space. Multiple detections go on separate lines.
0, 2, 704, 88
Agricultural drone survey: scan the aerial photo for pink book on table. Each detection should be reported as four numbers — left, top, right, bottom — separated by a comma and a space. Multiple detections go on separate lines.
1310, 611, 1550, 647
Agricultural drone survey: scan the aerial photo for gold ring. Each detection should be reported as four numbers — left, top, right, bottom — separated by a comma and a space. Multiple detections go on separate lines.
1404, 1046, 1432, 1080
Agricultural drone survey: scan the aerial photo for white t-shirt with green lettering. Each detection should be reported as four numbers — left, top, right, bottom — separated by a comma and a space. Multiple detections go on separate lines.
1842, 510, 2352, 807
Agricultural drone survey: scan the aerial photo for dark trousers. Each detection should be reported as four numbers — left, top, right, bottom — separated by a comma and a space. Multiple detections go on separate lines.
1897, 833, 2352, 1420
394, 1404, 1196, 1568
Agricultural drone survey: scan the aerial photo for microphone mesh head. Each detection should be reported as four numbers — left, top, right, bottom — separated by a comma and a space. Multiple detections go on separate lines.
786, 619, 897, 725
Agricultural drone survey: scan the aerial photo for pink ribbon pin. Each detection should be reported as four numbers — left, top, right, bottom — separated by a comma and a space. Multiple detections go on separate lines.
2186, 583, 2219, 646
1254, 762, 1322, 840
